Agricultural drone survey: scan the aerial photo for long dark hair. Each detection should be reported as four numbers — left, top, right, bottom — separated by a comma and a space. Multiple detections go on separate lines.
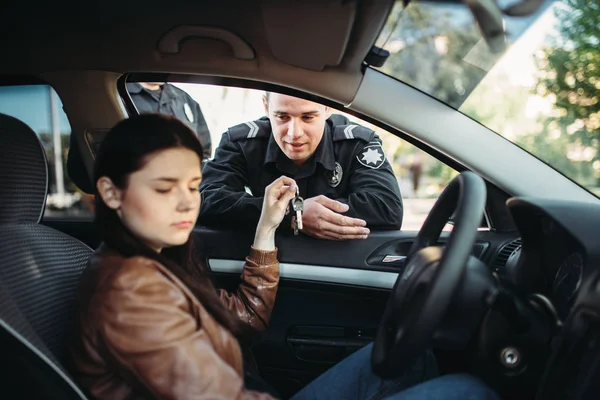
94, 114, 253, 342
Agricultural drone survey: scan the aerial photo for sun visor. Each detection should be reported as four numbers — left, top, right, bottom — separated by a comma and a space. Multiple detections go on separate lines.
260, 0, 357, 71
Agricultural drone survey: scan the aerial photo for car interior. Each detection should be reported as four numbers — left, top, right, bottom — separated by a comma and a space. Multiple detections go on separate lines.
1, 0, 600, 399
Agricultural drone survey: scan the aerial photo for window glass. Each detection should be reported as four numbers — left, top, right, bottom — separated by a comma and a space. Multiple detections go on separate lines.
374, 0, 600, 197
0, 84, 93, 219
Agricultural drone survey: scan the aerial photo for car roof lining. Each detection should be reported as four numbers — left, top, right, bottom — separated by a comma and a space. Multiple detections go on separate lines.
0, 0, 393, 102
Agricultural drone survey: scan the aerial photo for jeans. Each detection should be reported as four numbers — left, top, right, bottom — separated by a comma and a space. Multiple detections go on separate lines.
289, 343, 500, 400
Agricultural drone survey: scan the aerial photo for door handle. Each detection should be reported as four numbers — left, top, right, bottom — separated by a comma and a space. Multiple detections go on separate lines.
381, 255, 406, 263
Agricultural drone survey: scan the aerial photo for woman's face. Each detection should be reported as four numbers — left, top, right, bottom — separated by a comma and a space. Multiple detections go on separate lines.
99, 147, 202, 252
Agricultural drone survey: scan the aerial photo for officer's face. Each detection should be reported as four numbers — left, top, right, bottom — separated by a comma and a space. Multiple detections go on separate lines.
264, 94, 332, 166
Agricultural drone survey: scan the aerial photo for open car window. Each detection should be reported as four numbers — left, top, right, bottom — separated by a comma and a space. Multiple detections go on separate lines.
125, 81, 462, 231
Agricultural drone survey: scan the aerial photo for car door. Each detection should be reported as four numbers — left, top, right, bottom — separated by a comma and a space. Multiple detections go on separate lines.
198, 222, 507, 398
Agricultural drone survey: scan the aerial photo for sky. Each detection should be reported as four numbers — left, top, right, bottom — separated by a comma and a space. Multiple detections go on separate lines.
0, 85, 71, 134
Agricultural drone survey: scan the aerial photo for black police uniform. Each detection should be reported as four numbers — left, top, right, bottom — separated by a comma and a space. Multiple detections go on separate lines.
198, 114, 403, 233
127, 82, 212, 161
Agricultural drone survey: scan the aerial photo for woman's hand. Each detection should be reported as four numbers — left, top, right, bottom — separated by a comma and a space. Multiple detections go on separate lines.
253, 176, 297, 251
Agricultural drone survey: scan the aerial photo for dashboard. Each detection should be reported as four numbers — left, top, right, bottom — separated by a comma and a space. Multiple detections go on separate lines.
552, 251, 584, 317
497, 198, 595, 320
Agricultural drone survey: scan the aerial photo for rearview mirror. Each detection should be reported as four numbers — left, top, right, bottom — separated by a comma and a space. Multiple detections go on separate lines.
463, 0, 548, 53
415, 0, 548, 53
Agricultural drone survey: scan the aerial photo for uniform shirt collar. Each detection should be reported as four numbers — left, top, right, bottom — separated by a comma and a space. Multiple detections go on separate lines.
126, 82, 165, 97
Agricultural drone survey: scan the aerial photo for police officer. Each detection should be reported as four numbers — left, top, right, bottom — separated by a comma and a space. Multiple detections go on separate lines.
127, 82, 212, 161
198, 93, 403, 240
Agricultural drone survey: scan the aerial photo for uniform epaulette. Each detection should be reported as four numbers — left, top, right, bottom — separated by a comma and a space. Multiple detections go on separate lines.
332, 123, 374, 143
227, 117, 272, 141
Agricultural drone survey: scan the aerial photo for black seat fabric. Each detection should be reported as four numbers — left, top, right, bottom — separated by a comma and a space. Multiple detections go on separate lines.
0, 224, 93, 358
0, 113, 92, 398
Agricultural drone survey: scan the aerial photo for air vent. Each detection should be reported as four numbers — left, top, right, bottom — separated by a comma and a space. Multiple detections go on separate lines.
493, 238, 522, 271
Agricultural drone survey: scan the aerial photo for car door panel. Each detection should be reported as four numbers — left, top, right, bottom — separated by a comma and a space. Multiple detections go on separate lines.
197, 227, 504, 397
198, 227, 446, 272
213, 272, 388, 397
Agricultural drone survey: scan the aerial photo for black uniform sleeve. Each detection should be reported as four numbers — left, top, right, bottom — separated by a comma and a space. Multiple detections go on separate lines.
193, 102, 212, 160
337, 138, 403, 230
198, 133, 263, 229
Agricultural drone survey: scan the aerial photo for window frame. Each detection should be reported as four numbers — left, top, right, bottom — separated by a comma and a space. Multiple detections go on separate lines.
119, 74, 499, 231
0, 77, 94, 222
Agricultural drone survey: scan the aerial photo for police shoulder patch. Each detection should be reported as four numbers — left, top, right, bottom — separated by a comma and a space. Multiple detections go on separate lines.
356, 141, 386, 169
227, 117, 271, 142
332, 124, 375, 143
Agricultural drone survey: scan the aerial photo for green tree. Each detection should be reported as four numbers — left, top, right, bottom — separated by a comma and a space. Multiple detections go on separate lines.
536, 0, 600, 185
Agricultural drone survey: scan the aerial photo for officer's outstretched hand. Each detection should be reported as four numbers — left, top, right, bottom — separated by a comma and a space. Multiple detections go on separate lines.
253, 176, 298, 250
302, 195, 370, 241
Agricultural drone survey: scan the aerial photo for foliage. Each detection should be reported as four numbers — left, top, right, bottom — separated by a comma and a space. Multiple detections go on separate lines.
535, 0, 600, 186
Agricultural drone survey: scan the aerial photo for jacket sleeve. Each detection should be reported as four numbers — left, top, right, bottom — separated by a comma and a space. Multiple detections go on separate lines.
99, 259, 276, 400
337, 137, 403, 230
198, 132, 264, 228
193, 102, 212, 160
217, 247, 279, 332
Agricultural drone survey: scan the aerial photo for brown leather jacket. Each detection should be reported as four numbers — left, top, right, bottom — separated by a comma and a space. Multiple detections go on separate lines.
69, 244, 279, 400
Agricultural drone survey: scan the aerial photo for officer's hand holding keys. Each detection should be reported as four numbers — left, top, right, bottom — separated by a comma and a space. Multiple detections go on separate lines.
301, 195, 370, 240
254, 176, 298, 250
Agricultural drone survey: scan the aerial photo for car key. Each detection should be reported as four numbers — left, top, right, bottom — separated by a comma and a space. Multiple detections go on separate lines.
292, 192, 304, 235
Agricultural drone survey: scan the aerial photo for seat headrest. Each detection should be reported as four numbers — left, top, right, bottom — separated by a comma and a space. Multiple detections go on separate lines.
0, 113, 48, 224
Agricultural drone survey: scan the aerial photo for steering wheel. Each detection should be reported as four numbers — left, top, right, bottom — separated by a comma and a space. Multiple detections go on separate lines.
372, 171, 487, 378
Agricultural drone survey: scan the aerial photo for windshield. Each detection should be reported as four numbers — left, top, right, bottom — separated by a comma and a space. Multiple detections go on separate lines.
374, 0, 600, 197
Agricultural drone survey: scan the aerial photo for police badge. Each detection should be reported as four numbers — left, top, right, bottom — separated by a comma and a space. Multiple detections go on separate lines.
183, 103, 194, 123
325, 162, 343, 187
